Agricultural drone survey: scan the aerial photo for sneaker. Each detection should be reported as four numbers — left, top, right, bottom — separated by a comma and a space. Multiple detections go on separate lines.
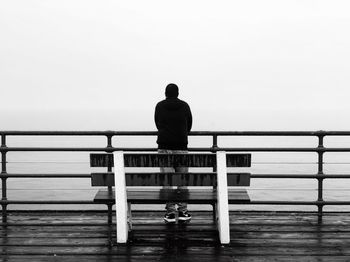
164, 213, 176, 223
178, 211, 191, 221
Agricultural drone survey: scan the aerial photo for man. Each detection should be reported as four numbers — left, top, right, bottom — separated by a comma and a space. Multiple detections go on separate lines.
154, 83, 193, 223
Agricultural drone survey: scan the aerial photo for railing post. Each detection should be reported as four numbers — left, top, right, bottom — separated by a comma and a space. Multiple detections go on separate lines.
1, 134, 8, 223
106, 133, 114, 231
211, 135, 218, 152
106, 133, 113, 151
211, 135, 218, 220
317, 132, 325, 219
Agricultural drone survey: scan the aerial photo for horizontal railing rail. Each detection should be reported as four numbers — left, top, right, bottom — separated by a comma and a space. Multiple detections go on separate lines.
1, 147, 350, 152
1, 130, 350, 223
2, 173, 350, 178
1, 130, 350, 135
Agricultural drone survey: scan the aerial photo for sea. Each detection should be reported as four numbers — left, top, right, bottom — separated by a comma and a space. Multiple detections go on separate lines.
2, 134, 350, 212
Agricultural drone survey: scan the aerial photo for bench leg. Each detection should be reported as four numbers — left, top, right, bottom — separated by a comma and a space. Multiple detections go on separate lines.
212, 203, 217, 222
108, 204, 113, 225
216, 151, 230, 244
114, 151, 128, 244
127, 202, 132, 231
107, 204, 113, 246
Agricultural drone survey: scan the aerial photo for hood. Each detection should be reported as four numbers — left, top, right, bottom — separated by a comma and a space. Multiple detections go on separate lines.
165, 84, 179, 98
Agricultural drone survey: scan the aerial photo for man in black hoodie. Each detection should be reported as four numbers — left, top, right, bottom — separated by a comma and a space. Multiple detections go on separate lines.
155, 83, 192, 223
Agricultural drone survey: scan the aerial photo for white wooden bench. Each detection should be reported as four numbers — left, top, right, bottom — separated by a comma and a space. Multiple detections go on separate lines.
90, 151, 251, 244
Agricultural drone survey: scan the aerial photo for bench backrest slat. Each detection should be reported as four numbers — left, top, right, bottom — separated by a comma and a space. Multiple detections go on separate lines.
90, 153, 251, 168
91, 172, 250, 187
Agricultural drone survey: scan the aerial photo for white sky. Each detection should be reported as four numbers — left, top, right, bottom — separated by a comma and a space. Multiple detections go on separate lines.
1, 0, 350, 130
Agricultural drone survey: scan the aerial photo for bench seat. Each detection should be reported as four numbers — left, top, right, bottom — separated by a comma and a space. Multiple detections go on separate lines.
94, 188, 250, 204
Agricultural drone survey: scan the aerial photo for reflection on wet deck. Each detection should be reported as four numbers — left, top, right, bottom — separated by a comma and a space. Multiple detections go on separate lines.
1, 211, 350, 261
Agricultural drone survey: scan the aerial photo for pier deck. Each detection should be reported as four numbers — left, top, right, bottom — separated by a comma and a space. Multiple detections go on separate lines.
1, 211, 350, 261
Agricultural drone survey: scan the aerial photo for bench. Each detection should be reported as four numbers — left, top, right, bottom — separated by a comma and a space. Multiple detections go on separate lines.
90, 151, 251, 244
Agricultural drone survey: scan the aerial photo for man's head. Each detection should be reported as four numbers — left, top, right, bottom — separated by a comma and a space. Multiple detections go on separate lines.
165, 83, 179, 98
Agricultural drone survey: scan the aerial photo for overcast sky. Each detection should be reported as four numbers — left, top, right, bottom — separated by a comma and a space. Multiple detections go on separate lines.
1, 1, 350, 130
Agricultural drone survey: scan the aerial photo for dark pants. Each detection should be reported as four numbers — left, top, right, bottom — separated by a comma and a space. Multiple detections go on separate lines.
158, 149, 188, 214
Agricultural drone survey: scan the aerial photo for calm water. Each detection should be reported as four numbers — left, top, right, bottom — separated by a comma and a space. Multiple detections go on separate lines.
2, 135, 350, 211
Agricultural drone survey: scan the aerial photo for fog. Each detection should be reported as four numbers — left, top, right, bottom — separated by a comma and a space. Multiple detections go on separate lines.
1, 1, 350, 131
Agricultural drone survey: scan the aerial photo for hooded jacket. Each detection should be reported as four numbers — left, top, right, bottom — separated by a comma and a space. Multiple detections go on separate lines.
155, 97, 192, 150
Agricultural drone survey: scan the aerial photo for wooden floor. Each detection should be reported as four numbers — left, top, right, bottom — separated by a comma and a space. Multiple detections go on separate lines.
1, 210, 350, 261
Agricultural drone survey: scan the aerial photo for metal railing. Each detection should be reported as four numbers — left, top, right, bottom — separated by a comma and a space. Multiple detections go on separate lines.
1, 130, 350, 223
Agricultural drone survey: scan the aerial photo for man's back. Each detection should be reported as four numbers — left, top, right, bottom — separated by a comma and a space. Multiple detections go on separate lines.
154, 85, 192, 150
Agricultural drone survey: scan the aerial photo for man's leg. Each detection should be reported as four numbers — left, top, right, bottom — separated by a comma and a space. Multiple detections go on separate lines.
175, 160, 191, 222
161, 166, 176, 223
175, 165, 189, 213
161, 166, 176, 215
159, 149, 176, 223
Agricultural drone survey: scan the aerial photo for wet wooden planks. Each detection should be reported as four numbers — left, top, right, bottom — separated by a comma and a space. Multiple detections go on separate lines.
1, 211, 350, 261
